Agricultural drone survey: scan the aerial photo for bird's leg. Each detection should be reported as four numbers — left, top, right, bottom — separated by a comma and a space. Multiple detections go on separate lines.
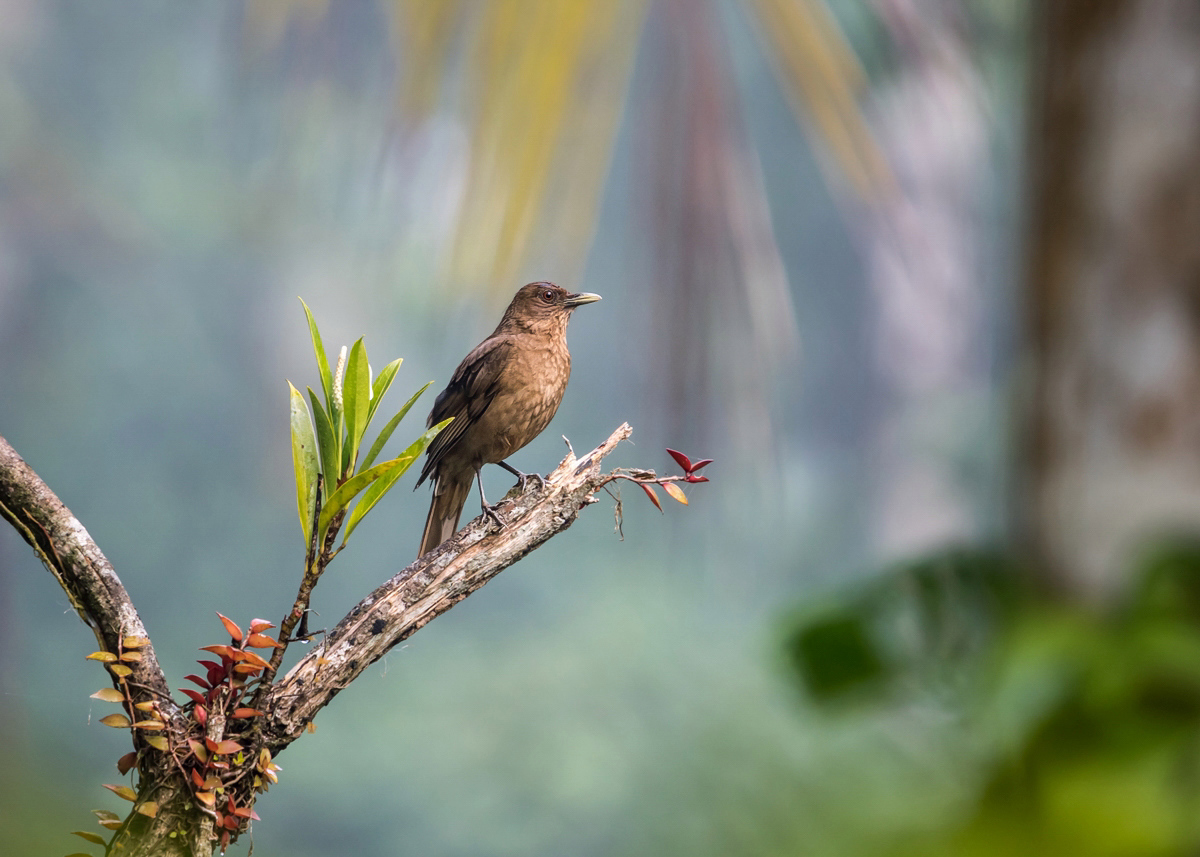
475, 467, 507, 530
497, 459, 548, 492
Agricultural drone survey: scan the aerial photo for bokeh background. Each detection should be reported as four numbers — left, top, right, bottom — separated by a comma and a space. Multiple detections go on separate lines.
7, 1, 1200, 855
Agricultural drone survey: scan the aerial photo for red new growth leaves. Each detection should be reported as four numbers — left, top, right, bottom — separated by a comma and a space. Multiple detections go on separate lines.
216, 612, 243, 642
162, 612, 286, 845
665, 448, 713, 483
621, 448, 712, 515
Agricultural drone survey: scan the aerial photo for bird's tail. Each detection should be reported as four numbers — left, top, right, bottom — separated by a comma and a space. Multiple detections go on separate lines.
418, 474, 471, 558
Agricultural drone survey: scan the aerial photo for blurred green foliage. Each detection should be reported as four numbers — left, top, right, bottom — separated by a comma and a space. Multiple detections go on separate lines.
783, 540, 1200, 857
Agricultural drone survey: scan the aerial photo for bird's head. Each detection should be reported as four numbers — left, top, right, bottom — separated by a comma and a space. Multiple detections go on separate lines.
497, 282, 602, 335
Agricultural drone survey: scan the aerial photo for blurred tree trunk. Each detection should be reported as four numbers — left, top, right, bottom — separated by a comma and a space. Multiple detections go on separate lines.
1024, 2, 1200, 596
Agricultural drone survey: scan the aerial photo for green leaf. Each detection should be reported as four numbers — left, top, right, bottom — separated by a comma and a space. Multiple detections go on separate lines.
288, 382, 318, 543
341, 418, 452, 545
308, 387, 338, 494
366, 357, 403, 425
359, 380, 433, 473
342, 339, 371, 473
71, 830, 108, 845
317, 457, 405, 546
299, 298, 334, 413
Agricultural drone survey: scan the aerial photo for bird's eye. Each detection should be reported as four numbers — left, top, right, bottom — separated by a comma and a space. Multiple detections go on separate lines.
542, 289, 555, 302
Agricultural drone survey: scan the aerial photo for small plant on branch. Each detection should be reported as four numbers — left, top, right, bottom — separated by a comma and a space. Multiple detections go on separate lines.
277, 299, 450, 645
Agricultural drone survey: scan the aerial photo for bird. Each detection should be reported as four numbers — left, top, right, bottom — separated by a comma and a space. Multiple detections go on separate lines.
415, 281, 601, 557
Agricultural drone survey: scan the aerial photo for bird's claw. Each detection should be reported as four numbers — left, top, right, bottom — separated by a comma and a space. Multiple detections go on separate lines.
516, 471, 548, 493
498, 460, 548, 494
481, 502, 507, 531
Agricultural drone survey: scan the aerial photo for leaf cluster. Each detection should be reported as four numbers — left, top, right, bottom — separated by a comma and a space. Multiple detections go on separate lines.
289, 299, 448, 557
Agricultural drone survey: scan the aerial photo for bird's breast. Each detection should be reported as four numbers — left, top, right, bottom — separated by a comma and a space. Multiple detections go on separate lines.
476, 339, 571, 463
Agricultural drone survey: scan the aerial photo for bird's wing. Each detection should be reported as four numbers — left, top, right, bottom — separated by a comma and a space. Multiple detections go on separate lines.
416, 336, 513, 486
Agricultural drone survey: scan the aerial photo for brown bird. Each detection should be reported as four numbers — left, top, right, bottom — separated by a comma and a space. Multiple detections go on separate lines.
415, 282, 601, 557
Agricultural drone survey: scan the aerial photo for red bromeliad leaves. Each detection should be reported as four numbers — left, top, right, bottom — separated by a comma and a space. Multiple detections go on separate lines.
216, 612, 243, 642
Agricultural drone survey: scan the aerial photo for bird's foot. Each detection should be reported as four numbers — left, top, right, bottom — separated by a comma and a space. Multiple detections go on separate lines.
516, 471, 548, 493
481, 501, 507, 531
498, 460, 548, 493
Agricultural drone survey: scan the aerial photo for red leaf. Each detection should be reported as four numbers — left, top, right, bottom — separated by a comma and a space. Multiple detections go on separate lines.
194, 704, 207, 728
640, 482, 664, 513
191, 768, 205, 789
665, 448, 693, 472
213, 739, 243, 755
116, 752, 137, 776
249, 618, 276, 633
224, 814, 240, 830
684, 474, 710, 483
179, 688, 205, 705
184, 674, 211, 689
205, 664, 227, 687
199, 645, 236, 661
232, 707, 263, 719
246, 633, 283, 649
216, 612, 243, 642
688, 458, 713, 472
239, 650, 271, 669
